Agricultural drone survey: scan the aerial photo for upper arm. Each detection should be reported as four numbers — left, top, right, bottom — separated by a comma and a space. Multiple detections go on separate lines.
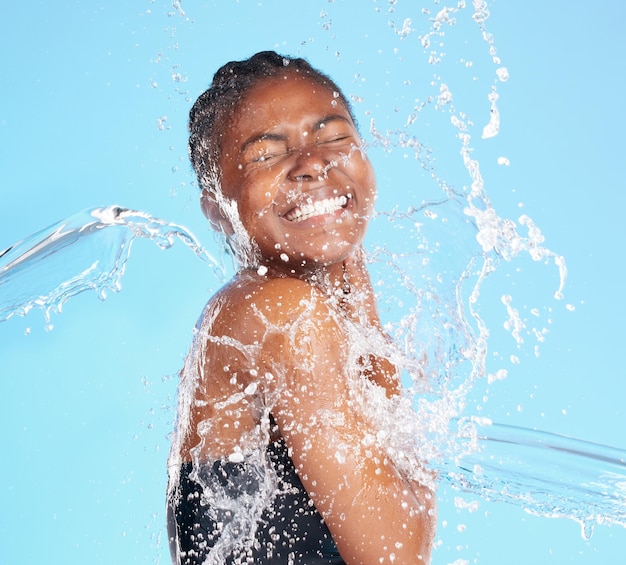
262, 287, 435, 564
179, 289, 271, 462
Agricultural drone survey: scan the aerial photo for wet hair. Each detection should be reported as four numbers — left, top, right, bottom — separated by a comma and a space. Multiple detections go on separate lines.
188, 50, 354, 196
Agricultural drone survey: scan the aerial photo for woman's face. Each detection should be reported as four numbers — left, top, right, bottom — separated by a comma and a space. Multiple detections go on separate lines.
216, 73, 376, 271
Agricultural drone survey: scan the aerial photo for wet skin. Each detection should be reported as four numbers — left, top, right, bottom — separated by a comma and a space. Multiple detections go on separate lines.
208, 73, 377, 280
180, 72, 436, 564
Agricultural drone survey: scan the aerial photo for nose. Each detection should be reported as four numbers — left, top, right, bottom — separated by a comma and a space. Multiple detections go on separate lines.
287, 145, 332, 182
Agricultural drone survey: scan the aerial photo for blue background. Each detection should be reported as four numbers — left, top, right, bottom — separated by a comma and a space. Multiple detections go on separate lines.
1, 1, 624, 563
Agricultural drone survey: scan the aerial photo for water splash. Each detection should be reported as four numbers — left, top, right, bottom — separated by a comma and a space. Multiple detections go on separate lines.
443, 419, 626, 538
0, 205, 223, 330
1, 201, 625, 548
1, 3, 622, 557
361, 199, 626, 538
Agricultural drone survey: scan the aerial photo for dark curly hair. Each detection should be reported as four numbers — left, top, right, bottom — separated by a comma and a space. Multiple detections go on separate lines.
188, 51, 354, 196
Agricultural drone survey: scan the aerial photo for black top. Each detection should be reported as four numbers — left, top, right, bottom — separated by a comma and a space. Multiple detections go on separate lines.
167, 438, 345, 564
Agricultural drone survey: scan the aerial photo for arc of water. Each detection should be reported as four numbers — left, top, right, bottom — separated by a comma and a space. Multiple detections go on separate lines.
441, 419, 626, 538
0, 205, 223, 327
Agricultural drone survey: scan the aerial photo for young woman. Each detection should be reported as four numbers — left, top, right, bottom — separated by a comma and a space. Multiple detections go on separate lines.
167, 51, 436, 564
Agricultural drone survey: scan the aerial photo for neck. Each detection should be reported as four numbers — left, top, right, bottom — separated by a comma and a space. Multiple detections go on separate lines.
247, 260, 347, 295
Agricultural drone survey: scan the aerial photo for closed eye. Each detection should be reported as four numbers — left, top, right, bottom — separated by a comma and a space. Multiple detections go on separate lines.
316, 133, 359, 158
319, 134, 353, 145
243, 138, 289, 166
252, 152, 283, 163
316, 120, 359, 148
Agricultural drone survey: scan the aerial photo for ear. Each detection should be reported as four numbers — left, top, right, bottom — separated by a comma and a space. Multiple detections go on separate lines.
200, 189, 234, 236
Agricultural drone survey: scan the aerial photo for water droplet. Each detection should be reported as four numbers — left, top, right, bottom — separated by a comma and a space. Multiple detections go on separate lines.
496, 67, 509, 82
156, 116, 168, 131
581, 520, 594, 540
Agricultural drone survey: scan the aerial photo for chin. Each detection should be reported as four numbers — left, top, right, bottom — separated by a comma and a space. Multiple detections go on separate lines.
308, 247, 359, 268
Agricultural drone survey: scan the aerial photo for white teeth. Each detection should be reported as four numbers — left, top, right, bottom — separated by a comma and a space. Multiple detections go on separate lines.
285, 195, 349, 223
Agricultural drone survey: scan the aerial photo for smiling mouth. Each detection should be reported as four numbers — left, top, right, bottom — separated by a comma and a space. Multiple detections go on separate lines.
284, 194, 351, 223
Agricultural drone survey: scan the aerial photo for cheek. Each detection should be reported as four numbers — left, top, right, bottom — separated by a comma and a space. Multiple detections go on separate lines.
253, 187, 278, 218
238, 182, 278, 224
251, 166, 288, 207
348, 151, 376, 183
255, 200, 273, 220
357, 160, 377, 204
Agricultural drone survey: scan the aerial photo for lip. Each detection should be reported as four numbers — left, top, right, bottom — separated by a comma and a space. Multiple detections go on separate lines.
280, 188, 354, 226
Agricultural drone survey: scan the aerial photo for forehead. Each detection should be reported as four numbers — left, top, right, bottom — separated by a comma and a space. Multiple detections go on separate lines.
232, 74, 351, 132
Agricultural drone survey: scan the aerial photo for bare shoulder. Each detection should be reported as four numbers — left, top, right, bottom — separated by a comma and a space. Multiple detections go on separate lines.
206, 271, 338, 344
202, 271, 348, 400
179, 272, 342, 461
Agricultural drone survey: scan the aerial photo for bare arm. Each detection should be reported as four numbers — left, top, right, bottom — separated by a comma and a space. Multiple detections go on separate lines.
264, 281, 436, 564
342, 247, 401, 396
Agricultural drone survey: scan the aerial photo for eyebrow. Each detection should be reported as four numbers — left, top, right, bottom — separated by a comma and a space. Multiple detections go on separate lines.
239, 114, 355, 154
240, 132, 287, 154
315, 114, 354, 130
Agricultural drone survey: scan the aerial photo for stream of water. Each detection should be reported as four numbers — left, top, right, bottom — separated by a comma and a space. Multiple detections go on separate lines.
2, 203, 624, 543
